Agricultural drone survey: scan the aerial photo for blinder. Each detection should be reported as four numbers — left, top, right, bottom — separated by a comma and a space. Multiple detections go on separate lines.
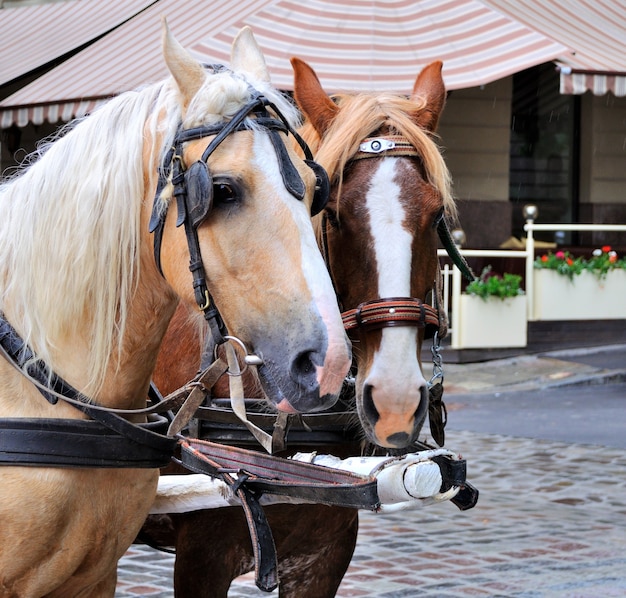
182, 160, 213, 229
306, 159, 330, 216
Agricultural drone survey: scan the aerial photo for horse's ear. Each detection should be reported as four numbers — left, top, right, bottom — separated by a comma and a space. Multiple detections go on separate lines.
230, 26, 271, 83
411, 61, 446, 132
161, 17, 205, 109
291, 57, 338, 136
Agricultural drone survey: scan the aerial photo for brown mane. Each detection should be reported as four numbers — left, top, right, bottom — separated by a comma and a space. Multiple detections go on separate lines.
299, 91, 457, 224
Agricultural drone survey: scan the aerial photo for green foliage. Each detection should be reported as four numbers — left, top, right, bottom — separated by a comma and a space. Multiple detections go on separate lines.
534, 246, 626, 281
465, 266, 524, 301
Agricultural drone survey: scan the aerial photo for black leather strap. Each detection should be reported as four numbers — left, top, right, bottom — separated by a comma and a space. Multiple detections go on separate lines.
438, 219, 476, 281
0, 313, 177, 467
234, 483, 279, 591
0, 416, 173, 468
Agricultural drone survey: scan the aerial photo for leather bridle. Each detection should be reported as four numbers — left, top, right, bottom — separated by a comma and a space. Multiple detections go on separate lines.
0, 79, 329, 467
149, 79, 329, 343
320, 134, 475, 340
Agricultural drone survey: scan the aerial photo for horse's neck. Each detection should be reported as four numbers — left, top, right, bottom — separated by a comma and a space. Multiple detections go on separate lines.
95, 272, 178, 410
0, 259, 176, 417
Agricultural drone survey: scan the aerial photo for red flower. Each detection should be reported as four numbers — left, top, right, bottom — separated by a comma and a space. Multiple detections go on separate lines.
566, 258, 573, 266
602, 245, 611, 253
541, 255, 548, 262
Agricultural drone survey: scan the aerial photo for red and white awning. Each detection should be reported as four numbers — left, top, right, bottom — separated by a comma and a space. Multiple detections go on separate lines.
1, 0, 624, 127
482, 0, 626, 96
557, 66, 626, 97
0, 0, 156, 87
0, 99, 108, 129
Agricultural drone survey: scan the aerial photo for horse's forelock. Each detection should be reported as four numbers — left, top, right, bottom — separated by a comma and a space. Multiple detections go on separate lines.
183, 70, 300, 131
309, 92, 456, 222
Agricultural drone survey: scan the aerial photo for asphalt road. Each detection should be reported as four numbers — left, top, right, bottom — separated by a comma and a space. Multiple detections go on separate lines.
446, 381, 626, 449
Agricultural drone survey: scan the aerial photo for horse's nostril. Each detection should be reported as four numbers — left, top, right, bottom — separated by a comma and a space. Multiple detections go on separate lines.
362, 384, 380, 424
291, 350, 320, 387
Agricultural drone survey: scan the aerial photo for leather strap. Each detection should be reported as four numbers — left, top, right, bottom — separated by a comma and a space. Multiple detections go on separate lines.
178, 436, 379, 591
177, 439, 279, 591
0, 313, 177, 466
0, 416, 173, 468
428, 382, 447, 447
342, 297, 439, 336
179, 438, 380, 510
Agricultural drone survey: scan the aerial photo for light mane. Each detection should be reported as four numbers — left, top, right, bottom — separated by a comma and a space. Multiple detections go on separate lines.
0, 66, 297, 396
300, 92, 456, 223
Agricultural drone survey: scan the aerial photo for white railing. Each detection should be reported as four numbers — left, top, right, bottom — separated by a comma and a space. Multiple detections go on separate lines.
438, 219, 626, 349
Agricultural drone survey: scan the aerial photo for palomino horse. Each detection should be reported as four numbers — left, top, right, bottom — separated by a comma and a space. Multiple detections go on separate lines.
0, 24, 350, 596
142, 57, 459, 597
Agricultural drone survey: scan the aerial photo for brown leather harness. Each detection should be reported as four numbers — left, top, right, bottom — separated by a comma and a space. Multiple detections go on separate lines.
0, 125, 478, 592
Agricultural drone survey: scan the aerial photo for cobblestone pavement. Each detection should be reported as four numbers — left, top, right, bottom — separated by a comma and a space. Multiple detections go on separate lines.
116, 347, 626, 597
116, 429, 626, 597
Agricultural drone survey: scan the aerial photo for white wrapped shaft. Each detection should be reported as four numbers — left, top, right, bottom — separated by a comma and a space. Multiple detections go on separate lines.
151, 449, 461, 515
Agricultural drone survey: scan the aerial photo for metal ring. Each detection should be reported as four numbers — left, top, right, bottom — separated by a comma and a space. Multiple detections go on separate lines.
214, 335, 264, 376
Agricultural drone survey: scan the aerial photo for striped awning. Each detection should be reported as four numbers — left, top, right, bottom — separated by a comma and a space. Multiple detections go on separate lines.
557, 65, 626, 97
1, 0, 624, 127
0, 0, 270, 127
481, 0, 626, 97
0, 0, 156, 88
1, 99, 109, 129
190, 0, 566, 93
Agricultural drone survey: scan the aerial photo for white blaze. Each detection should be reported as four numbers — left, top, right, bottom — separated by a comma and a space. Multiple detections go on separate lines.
365, 159, 427, 405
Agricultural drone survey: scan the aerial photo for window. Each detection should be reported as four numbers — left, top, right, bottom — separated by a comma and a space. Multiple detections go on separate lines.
509, 63, 579, 243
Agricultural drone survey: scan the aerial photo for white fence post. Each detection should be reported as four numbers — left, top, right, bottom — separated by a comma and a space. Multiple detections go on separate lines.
524, 218, 536, 320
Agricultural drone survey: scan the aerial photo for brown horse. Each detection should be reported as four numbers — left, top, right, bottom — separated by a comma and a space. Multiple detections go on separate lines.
0, 25, 351, 596
143, 57, 457, 596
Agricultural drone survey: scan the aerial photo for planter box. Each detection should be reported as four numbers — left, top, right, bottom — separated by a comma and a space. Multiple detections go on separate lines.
533, 269, 626, 320
457, 294, 527, 349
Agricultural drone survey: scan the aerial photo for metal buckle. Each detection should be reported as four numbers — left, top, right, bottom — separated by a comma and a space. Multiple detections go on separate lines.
359, 138, 396, 153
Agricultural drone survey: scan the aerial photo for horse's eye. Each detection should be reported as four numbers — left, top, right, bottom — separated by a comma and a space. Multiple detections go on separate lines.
213, 183, 237, 204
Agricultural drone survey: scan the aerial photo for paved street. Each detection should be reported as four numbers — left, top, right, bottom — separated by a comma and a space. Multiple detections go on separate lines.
116, 345, 626, 597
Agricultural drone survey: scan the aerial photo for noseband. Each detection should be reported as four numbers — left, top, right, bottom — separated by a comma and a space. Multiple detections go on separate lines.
342, 297, 440, 337
149, 77, 329, 343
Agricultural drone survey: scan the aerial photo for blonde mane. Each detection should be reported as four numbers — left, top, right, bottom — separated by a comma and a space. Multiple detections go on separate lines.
0, 67, 298, 396
300, 92, 456, 222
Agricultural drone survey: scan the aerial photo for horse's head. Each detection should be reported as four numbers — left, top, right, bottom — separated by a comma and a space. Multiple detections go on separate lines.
146, 24, 351, 414
292, 58, 455, 447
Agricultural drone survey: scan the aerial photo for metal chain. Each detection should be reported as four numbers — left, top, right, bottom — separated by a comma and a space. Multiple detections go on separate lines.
429, 331, 444, 387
